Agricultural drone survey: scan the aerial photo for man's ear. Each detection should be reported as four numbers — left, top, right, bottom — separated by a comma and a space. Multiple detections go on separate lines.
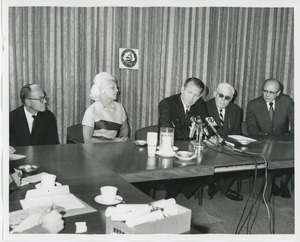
181, 86, 184, 93
24, 99, 31, 106
213, 90, 217, 97
276, 90, 281, 97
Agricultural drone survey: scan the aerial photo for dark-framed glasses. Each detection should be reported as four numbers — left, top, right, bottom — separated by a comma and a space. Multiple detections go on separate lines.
217, 92, 232, 101
263, 90, 279, 95
27, 96, 49, 103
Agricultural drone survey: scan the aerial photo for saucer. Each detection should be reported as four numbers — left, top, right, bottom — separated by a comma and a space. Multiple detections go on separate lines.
35, 182, 62, 189
155, 150, 175, 157
94, 195, 123, 205
157, 146, 178, 151
134, 140, 147, 146
175, 153, 197, 161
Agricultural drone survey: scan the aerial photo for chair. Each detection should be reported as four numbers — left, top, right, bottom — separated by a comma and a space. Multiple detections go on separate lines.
135, 125, 158, 140
67, 124, 84, 144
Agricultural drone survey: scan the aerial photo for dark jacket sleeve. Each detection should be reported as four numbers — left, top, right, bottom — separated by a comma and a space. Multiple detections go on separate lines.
158, 99, 190, 140
45, 111, 60, 145
246, 100, 265, 135
231, 105, 243, 135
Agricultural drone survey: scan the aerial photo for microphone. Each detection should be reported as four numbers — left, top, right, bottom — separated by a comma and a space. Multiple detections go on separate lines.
205, 117, 224, 143
189, 117, 197, 138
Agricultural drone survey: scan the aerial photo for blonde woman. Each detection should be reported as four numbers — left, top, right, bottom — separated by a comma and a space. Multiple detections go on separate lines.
82, 72, 129, 143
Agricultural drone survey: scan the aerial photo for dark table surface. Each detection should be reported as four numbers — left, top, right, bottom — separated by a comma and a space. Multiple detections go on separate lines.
8, 134, 294, 234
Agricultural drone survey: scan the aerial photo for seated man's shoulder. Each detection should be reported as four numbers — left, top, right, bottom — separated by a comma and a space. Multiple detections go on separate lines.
39, 109, 56, 119
278, 94, 293, 103
159, 94, 179, 105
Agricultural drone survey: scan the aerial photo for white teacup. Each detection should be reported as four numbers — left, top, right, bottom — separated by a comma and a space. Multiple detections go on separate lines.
40, 174, 56, 188
100, 186, 118, 203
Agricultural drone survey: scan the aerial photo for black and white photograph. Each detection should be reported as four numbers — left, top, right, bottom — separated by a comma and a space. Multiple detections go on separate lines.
1, 0, 299, 241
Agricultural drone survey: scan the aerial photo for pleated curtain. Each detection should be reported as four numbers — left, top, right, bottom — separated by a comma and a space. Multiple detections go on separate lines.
9, 7, 294, 143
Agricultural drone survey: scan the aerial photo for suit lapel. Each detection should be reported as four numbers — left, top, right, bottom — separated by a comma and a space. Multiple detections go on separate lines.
176, 95, 186, 124
260, 97, 273, 130
19, 107, 32, 143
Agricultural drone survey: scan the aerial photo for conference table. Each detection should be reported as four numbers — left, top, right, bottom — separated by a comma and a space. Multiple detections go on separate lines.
9, 134, 294, 234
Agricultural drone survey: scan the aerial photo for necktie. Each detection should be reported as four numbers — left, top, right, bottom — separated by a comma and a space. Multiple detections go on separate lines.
269, 102, 274, 121
219, 108, 224, 127
185, 109, 190, 121
31, 115, 37, 134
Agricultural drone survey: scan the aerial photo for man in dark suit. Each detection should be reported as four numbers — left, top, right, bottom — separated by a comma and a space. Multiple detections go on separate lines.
158, 77, 208, 199
206, 82, 243, 201
10, 84, 59, 146
246, 79, 294, 135
158, 77, 208, 140
246, 78, 294, 198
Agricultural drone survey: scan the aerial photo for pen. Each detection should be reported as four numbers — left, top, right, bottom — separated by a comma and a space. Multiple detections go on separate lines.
171, 122, 175, 128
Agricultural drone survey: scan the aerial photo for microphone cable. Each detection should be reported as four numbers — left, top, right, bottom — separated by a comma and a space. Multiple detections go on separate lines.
225, 145, 274, 234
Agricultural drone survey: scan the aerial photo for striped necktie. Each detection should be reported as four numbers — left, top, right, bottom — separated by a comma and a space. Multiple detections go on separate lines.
269, 102, 274, 121
219, 108, 224, 127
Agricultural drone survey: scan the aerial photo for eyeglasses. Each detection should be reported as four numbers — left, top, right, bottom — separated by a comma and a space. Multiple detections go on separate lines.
263, 90, 279, 95
217, 92, 232, 101
27, 96, 49, 103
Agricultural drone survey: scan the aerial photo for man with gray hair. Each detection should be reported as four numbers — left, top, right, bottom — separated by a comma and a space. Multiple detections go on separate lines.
82, 72, 129, 143
10, 84, 59, 146
206, 82, 243, 201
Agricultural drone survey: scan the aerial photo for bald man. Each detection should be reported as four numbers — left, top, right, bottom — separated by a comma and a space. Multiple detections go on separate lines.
10, 84, 59, 146
206, 83, 243, 201
246, 78, 294, 135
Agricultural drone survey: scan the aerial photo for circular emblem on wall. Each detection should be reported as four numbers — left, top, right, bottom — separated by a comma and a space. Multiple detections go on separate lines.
121, 49, 138, 68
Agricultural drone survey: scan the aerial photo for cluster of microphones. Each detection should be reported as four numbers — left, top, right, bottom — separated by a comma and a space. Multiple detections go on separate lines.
189, 116, 225, 144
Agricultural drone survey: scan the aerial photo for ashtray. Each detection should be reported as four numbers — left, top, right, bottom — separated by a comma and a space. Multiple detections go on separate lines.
18, 164, 38, 173
176, 151, 194, 158
134, 140, 147, 146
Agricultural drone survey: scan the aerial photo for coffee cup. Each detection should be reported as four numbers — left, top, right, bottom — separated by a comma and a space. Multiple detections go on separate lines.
100, 186, 118, 203
40, 174, 56, 188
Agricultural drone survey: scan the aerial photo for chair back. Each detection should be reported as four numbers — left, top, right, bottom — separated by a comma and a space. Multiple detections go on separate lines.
67, 124, 84, 143
135, 125, 158, 140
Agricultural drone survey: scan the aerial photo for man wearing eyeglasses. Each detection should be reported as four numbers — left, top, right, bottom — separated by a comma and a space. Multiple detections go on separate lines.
246, 78, 294, 135
206, 82, 244, 201
9, 84, 59, 146
246, 78, 294, 198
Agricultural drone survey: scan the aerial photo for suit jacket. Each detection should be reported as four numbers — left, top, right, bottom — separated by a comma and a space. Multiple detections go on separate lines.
206, 98, 242, 137
246, 94, 294, 135
10, 106, 59, 146
158, 94, 208, 140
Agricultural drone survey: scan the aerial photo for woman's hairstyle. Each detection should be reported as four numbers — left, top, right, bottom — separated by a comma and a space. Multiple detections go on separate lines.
90, 72, 116, 101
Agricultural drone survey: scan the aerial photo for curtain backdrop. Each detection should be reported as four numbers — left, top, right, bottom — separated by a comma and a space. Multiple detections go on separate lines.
9, 7, 294, 143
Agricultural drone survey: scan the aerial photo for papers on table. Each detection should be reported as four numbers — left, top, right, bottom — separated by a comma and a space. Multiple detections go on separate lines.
22, 172, 49, 183
20, 185, 85, 211
9, 154, 26, 161
227, 135, 257, 142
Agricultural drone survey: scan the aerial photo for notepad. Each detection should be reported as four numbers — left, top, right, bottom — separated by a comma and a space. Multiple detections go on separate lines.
20, 185, 85, 210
